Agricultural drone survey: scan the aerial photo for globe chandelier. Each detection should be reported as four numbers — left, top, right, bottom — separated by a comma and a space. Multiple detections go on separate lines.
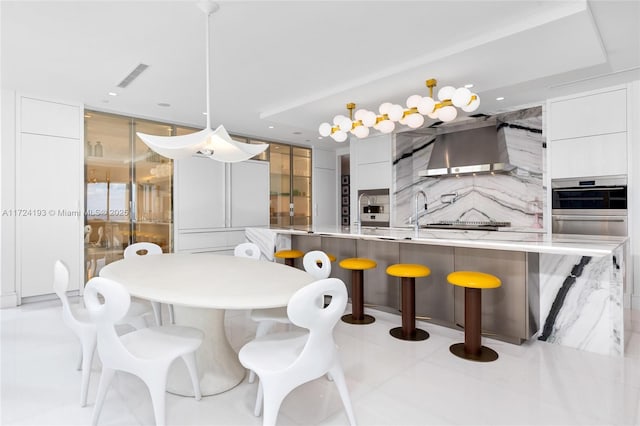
318, 78, 480, 141
137, 1, 268, 162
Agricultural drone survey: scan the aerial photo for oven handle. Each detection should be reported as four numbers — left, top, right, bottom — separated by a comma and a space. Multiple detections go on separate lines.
553, 187, 625, 192
552, 215, 626, 222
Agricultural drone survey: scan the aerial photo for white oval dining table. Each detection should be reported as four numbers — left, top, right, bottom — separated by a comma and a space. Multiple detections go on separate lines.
99, 252, 314, 396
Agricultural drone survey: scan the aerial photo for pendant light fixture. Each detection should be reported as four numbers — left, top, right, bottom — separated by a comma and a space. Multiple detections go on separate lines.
137, 1, 268, 162
319, 78, 480, 141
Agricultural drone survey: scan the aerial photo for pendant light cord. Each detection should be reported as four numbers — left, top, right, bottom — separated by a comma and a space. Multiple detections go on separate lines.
204, 8, 212, 129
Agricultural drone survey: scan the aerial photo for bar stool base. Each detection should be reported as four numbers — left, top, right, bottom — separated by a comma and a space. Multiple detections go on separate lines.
389, 327, 429, 341
341, 314, 375, 325
449, 343, 498, 362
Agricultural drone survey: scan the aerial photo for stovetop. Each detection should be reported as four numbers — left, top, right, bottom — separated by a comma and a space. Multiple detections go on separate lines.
422, 220, 511, 231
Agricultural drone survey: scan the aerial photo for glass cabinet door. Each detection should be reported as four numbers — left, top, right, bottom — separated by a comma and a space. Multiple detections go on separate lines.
84, 112, 132, 280
133, 120, 173, 253
269, 143, 291, 226
292, 147, 311, 225
269, 143, 311, 226
84, 111, 175, 281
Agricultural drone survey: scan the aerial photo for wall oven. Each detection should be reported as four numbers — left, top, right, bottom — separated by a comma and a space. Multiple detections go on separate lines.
551, 175, 627, 236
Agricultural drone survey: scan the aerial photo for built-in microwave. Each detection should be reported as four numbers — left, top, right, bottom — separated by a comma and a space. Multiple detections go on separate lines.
551, 175, 627, 236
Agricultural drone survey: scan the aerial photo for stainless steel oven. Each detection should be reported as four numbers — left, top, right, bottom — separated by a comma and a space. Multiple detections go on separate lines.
551, 175, 627, 236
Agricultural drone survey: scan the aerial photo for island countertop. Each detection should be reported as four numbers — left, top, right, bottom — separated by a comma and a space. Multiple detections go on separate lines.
259, 225, 626, 257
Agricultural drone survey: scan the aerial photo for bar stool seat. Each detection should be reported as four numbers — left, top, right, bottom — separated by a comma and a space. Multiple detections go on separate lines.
386, 264, 431, 341
274, 249, 304, 267
447, 271, 501, 362
339, 258, 377, 324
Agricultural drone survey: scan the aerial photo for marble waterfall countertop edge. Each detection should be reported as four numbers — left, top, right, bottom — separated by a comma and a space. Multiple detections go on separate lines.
255, 226, 626, 257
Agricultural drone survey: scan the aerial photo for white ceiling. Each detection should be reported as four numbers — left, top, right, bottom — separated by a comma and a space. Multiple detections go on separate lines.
2, 0, 639, 149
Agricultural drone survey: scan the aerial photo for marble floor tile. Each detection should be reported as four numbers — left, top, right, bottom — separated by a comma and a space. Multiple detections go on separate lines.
2, 299, 640, 425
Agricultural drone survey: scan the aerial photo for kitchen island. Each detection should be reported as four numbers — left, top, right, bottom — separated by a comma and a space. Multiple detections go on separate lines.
246, 225, 628, 356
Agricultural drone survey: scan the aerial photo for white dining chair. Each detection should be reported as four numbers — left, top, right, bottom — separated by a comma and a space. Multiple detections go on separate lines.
123, 242, 169, 325
53, 260, 96, 407
84, 276, 203, 426
234, 242, 262, 259
54, 259, 156, 407
239, 277, 356, 426
247, 250, 331, 383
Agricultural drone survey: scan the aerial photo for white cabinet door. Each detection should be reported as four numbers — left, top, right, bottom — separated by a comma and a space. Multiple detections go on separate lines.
174, 156, 225, 230
313, 167, 337, 226
20, 97, 81, 139
358, 162, 392, 190
17, 133, 82, 297
550, 132, 628, 178
356, 134, 391, 164
230, 161, 269, 227
549, 88, 626, 140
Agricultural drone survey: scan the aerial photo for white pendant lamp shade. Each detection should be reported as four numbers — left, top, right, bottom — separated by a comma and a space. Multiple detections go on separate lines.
436, 105, 458, 122
318, 122, 332, 137
437, 85, 456, 101
417, 96, 436, 115
137, 1, 267, 162
451, 87, 472, 107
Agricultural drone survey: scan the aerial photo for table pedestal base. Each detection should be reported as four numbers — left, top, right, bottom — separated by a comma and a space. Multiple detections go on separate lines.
167, 306, 245, 396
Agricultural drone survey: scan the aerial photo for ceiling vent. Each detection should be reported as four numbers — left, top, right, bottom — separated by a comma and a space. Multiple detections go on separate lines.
117, 63, 149, 88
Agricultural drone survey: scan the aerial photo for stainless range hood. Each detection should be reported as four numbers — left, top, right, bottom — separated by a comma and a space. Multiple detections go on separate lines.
418, 118, 515, 177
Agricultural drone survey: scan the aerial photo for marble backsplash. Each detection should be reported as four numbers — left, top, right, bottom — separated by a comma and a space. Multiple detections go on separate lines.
392, 106, 546, 230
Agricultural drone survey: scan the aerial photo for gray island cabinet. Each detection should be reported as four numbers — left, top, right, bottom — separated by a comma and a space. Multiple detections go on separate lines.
246, 226, 627, 356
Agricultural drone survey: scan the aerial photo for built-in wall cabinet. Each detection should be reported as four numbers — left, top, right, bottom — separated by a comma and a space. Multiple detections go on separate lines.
13, 95, 84, 300
269, 143, 312, 226
84, 111, 179, 280
548, 86, 628, 179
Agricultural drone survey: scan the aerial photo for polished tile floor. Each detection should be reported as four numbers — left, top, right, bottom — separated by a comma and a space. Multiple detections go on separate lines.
2, 299, 640, 425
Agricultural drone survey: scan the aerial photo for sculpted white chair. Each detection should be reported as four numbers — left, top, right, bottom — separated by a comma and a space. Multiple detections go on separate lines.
234, 242, 262, 259
53, 260, 96, 407
247, 250, 331, 383
123, 242, 168, 325
84, 276, 203, 426
54, 260, 157, 407
239, 277, 356, 426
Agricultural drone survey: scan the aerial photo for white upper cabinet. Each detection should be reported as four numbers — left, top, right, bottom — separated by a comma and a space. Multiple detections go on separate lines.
549, 88, 626, 140
548, 86, 628, 179
20, 97, 81, 139
351, 133, 392, 190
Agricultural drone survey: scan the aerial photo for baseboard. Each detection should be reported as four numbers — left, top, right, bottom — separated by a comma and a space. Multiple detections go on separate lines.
0, 292, 18, 308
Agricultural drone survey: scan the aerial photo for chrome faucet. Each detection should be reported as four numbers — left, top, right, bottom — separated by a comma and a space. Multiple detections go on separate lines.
355, 193, 372, 231
414, 190, 427, 232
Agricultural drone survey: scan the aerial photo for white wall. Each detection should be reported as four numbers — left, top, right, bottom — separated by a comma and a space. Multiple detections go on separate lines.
629, 81, 640, 309
1, 90, 18, 307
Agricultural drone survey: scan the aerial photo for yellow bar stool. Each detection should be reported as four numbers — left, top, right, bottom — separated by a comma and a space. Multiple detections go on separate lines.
386, 264, 431, 341
447, 271, 502, 362
312, 252, 336, 267
339, 258, 377, 324
274, 249, 304, 267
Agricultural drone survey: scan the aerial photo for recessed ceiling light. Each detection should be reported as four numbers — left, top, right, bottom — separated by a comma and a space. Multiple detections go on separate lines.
496, 97, 505, 101
84, 114, 92, 118
108, 92, 118, 97
202, 112, 208, 115
268, 126, 274, 129
293, 131, 302, 135
305, 139, 310, 142
317, 136, 323, 139
157, 102, 171, 107
102, 100, 109, 103
464, 84, 474, 89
